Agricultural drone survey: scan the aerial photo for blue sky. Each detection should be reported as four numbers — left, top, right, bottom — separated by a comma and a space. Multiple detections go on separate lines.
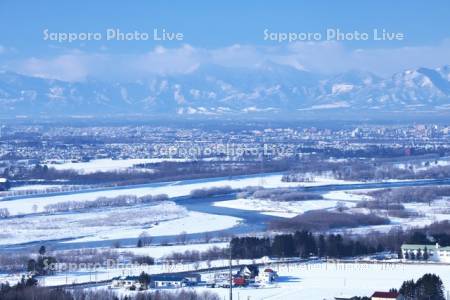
1, 0, 449, 81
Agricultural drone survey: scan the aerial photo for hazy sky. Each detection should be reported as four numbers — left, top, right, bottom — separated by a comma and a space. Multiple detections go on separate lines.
1, 0, 449, 81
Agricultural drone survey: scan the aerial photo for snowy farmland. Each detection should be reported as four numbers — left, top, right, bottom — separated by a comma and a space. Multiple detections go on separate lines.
62, 211, 240, 244
31, 261, 450, 300
0, 202, 197, 245
198, 262, 450, 300
45, 158, 186, 174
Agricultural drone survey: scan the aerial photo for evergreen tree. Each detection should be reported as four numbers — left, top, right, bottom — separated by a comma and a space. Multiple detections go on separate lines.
399, 279, 416, 300
416, 248, 422, 260
38, 245, 46, 256
318, 235, 326, 257
399, 274, 445, 300
415, 273, 445, 300
423, 247, 429, 261
27, 259, 37, 273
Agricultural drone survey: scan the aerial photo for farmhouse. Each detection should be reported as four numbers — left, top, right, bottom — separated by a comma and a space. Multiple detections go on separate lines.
256, 268, 278, 283
110, 276, 145, 290
237, 265, 259, 279
370, 291, 402, 300
401, 243, 450, 263
150, 275, 188, 288
183, 273, 201, 286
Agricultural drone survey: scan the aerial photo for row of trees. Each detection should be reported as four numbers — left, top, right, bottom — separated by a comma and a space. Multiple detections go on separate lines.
231, 230, 385, 259
269, 210, 390, 231
44, 193, 168, 213
189, 186, 236, 198
403, 248, 430, 261
164, 246, 228, 264
238, 187, 323, 202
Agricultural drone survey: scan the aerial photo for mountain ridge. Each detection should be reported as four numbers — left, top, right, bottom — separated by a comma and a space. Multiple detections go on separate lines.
1, 64, 449, 118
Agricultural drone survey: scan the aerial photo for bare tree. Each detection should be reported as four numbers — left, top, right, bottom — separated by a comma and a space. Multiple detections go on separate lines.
203, 232, 212, 243
177, 231, 188, 245
0, 208, 10, 219
139, 231, 153, 246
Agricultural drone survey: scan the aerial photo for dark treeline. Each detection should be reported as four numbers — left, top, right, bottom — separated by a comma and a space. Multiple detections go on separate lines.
232, 221, 450, 260
269, 210, 390, 231
4, 160, 292, 185
349, 273, 445, 300
399, 274, 445, 300
231, 230, 385, 259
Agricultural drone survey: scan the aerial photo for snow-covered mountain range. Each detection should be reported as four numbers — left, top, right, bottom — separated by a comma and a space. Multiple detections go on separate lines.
1, 64, 449, 118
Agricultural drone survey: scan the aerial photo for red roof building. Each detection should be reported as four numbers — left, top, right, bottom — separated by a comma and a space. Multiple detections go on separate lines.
371, 291, 401, 300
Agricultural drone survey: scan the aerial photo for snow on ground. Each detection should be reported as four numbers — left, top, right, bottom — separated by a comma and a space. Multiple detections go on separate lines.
36, 257, 258, 287
340, 198, 450, 235
0, 174, 357, 216
46, 158, 186, 174
214, 198, 354, 218
33, 261, 450, 299
197, 262, 450, 300
322, 190, 371, 202
395, 157, 450, 172
213, 189, 371, 218
10, 184, 65, 191
0, 202, 187, 245
64, 211, 241, 244
261, 211, 299, 218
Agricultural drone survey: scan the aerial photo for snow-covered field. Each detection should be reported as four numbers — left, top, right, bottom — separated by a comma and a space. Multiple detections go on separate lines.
64, 211, 241, 244
333, 195, 450, 235
214, 198, 352, 218
27, 261, 450, 299
10, 184, 66, 191
214, 190, 370, 219
198, 262, 450, 300
0, 202, 191, 245
46, 158, 186, 174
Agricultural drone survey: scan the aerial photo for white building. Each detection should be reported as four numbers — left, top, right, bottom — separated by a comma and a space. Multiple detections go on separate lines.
151, 275, 187, 288
256, 268, 278, 283
401, 243, 450, 263
110, 276, 144, 290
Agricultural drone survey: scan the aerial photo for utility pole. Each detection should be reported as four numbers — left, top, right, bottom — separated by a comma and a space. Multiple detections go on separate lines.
229, 245, 233, 300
